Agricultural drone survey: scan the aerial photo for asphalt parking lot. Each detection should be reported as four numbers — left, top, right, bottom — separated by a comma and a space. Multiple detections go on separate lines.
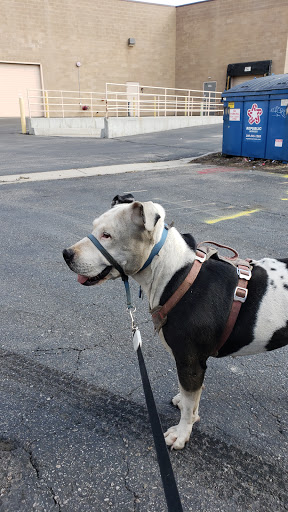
0, 118, 222, 175
0, 120, 287, 512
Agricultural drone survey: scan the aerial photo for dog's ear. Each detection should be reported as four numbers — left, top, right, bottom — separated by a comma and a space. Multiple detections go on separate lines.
111, 193, 135, 208
131, 201, 161, 231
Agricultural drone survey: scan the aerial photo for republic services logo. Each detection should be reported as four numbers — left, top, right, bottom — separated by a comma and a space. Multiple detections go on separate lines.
247, 103, 263, 125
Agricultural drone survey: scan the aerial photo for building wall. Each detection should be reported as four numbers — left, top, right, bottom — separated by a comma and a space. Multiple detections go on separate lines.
176, 0, 288, 93
0, 0, 176, 93
1, 0, 288, 105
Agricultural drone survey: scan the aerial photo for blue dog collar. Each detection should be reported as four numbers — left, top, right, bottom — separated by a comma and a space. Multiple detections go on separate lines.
139, 224, 169, 271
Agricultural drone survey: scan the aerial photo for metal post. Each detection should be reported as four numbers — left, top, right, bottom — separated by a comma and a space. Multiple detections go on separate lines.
105, 83, 108, 119
19, 97, 26, 134
44, 91, 49, 118
164, 89, 167, 117
27, 90, 31, 118
138, 84, 140, 117
200, 94, 204, 116
61, 91, 64, 118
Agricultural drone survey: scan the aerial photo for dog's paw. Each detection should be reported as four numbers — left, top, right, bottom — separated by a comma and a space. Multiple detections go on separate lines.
164, 424, 192, 450
171, 393, 182, 408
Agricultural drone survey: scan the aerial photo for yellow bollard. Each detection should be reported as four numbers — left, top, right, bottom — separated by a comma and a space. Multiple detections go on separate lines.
19, 97, 26, 134
44, 91, 50, 118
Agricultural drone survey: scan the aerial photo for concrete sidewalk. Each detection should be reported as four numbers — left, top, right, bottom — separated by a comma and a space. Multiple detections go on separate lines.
0, 118, 222, 175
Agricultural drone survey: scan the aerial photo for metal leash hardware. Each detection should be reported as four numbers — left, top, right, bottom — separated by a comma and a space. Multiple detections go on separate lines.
128, 306, 143, 351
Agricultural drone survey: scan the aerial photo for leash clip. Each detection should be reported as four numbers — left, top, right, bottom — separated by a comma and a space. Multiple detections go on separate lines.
128, 307, 142, 351
128, 306, 137, 329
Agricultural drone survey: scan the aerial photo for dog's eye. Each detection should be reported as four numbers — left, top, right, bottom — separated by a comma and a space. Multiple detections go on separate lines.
102, 232, 111, 239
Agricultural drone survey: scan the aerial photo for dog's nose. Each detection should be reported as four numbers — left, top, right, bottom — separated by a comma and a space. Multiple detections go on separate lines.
63, 248, 75, 264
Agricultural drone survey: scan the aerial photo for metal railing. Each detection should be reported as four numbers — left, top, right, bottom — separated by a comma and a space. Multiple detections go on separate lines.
27, 89, 106, 118
27, 83, 223, 118
106, 83, 223, 117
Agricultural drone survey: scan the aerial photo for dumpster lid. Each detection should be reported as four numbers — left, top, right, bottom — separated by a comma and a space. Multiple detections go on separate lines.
223, 74, 288, 96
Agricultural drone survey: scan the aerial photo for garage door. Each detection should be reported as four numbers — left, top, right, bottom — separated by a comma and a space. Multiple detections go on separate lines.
231, 75, 263, 88
0, 63, 42, 117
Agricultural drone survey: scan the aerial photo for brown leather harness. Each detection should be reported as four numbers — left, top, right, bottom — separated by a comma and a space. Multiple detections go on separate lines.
150, 241, 253, 356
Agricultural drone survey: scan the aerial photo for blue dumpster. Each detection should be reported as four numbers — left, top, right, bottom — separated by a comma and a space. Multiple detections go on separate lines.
222, 74, 288, 161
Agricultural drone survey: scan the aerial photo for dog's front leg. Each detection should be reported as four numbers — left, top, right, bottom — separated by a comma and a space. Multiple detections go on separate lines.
164, 384, 202, 450
164, 357, 206, 450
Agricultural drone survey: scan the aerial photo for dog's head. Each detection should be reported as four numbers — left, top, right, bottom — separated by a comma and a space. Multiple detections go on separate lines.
63, 200, 165, 286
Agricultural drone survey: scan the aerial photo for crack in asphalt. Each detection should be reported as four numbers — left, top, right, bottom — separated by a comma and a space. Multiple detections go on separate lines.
241, 382, 286, 436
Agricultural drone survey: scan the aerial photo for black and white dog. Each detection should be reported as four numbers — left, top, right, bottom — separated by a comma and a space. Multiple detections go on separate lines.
63, 196, 288, 449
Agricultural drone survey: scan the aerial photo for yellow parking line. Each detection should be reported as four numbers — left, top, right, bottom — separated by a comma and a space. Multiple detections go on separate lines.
281, 198, 288, 201
205, 209, 261, 224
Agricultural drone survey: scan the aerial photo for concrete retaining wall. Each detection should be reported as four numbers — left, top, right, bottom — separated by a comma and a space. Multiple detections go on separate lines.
27, 117, 105, 137
27, 115, 223, 138
104, 115, 222, 138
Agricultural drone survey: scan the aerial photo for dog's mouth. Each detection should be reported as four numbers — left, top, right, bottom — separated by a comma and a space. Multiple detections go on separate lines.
77, 265, 113, 286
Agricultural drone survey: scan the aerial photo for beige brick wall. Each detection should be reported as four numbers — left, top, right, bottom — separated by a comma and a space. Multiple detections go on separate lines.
176, 0, 288, 93
0, 0, 176, 93
1, 0, 287, 99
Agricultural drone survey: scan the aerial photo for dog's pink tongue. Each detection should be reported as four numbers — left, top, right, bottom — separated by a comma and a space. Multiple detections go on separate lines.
77, 274, 89, 284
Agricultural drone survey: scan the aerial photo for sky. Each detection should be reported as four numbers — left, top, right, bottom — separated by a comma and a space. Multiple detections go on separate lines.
130, 0, 208, 5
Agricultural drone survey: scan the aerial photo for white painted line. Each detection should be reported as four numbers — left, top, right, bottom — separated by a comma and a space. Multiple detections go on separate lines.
0, 158, 192, 185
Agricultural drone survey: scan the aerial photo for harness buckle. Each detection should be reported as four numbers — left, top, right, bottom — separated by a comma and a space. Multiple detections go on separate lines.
194, 250, 206, 263
234, 286, 248, 303
237, 267, 252, 280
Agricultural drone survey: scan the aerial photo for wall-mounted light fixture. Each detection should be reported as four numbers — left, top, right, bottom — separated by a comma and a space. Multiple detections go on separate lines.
128, 38, 135, 47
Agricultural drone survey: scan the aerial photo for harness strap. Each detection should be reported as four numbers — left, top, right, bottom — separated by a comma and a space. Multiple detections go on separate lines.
151, 244, 253, 357
198, 240, 239, 260
213, 262, 251, 355
151, 248, 206, 332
